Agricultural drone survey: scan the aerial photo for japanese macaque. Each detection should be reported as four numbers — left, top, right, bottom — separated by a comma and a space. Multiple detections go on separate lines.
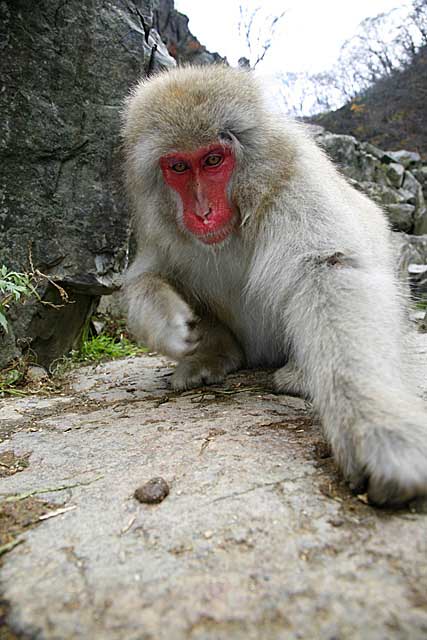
122, 65, 427, 507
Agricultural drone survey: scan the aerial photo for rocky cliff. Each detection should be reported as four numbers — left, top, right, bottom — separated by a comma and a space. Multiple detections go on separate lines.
0, 0, 174, 368
152, 0, 225, 64
313, 127, 427, 298
311, 44, 427, 160
312, 127, 427, 236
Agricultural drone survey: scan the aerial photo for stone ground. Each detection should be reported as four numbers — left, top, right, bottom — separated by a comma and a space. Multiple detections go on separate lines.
0, 331, 427, 640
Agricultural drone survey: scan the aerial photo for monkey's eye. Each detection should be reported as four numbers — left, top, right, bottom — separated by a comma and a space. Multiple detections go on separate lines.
204, 154, 223, 168
170, 161, 189, 173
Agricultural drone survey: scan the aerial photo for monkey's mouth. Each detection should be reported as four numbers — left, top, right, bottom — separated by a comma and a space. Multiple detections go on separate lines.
195, 215, 239, 245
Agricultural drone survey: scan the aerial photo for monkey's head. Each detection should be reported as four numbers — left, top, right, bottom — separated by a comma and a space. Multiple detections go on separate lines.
123, 65, 291, 247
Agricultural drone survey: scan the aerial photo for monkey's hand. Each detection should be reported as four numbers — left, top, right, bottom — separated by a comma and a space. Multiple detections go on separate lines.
126, 275, 201, 361
153, 298, 201, 361
274, 361, 307, 398
337, 411, 427, 507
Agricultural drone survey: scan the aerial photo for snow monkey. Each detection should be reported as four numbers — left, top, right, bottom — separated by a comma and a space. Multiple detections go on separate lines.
122, 65, 427, 507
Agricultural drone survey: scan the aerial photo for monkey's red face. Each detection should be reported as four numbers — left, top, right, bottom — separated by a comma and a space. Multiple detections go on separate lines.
160, 144, 237, 245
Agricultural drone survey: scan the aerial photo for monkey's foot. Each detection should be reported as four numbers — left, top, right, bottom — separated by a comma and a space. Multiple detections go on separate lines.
274, 362, 306, 398
336, 416, 427, 506
171, 355, 239, 391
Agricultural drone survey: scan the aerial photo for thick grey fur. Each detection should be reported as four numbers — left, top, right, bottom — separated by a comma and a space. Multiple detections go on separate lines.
122, 66, 427, 506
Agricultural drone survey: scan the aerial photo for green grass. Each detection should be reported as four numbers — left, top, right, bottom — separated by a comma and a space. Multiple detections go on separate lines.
0, 261, 146, 393
415, 299, 427, 310
64, 314, 149, 367
0, 266, 38, 333
1, 314, 148, 395
0, 360, 28, 396
73, 332, 148, 364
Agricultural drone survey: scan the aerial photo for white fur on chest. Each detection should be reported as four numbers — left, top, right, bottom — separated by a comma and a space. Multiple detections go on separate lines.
178, 240, 286, 367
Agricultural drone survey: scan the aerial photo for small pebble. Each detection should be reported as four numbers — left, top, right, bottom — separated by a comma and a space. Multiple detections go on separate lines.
409, 497, 427, 514
26, 365, 49, 382
329, 518, 344, 527
134, 477, 170, 504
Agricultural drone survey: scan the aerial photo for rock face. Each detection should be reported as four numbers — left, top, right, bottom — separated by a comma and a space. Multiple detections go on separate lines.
0, 0, 174, 368
394, 233, 427, 298
152, 0, 225, 64
310, 127, 427, 296
311, 128, 427, 236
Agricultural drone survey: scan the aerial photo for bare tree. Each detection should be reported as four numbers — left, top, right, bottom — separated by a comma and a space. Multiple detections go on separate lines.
277, 0, 427, 117
410, 0, 427, 45
238, 4, 287, 69
398, 0, 427, 56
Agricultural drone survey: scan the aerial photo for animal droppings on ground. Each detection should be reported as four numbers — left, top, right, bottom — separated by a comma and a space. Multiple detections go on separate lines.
134, 477, 170, 504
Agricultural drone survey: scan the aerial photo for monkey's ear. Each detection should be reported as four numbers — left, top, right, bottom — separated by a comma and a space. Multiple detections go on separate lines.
219, 130, 243, 153
219, 131, 233, 143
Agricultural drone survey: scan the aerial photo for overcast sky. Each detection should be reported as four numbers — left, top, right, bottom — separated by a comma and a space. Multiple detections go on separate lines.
174, 0, 408, 75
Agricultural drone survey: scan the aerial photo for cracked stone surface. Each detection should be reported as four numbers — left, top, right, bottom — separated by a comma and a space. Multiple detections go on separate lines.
1, 331, 427, 639
0, 0, 174, 368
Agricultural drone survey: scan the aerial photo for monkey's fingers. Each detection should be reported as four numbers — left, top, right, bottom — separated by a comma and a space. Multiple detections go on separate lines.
342, 419, 427, 507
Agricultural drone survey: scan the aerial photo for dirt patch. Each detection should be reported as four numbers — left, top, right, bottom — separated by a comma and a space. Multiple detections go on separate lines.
0, 598, 29, 640
0, 452, 31, 479
0, 496, 58, 638
0, 497, 55, 550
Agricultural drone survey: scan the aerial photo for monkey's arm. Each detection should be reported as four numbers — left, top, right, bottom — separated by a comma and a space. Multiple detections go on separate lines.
124, 255, 200, 361
277, 250, 427, 506
125, 255, 244, 386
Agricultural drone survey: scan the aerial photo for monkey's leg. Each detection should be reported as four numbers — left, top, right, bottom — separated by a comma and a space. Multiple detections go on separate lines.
125, 273, 201, 361
274, 360, 307, 397
171, 318, 244, 391
279, 251, 427, 506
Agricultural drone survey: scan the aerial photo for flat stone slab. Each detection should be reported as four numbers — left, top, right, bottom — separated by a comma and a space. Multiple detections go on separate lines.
1, 333, 427, 639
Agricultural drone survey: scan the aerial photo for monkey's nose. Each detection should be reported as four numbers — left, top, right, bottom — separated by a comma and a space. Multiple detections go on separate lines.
194, 207, 212, 221
193, 182, 211, 220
